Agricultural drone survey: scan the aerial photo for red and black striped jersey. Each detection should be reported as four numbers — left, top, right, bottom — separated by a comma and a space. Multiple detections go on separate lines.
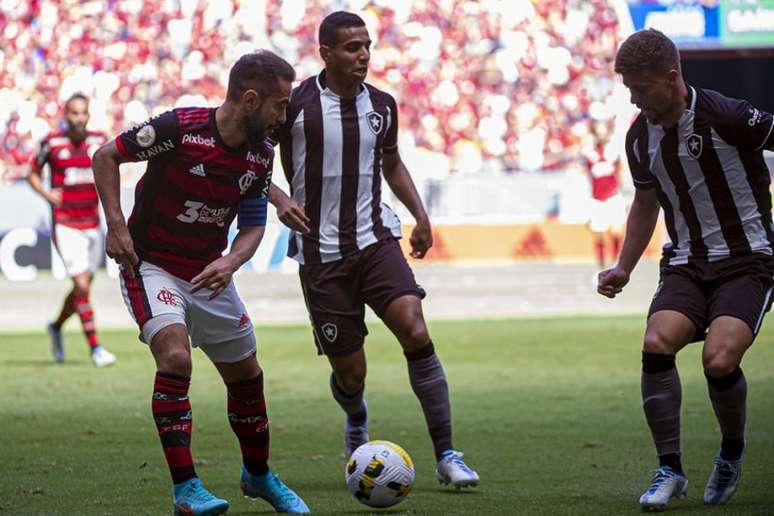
116, 107, 273, 281
33, 130, 106, 229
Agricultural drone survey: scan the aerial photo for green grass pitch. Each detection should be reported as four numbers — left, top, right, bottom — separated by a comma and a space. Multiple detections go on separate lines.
1, 316, 772, 515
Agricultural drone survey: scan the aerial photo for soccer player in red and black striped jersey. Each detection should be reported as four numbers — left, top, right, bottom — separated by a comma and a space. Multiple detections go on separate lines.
598, 29, 774, 511
270, 11, 479, 488
92, 51, 309, 515
27, 93, 116, 367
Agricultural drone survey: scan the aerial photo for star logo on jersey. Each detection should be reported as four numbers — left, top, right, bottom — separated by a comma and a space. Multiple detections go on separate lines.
239, 170, 258, 195
321, 322, 338, 343
136, 124, 157, 148
57, 148, 71, 160
685, 133, 703, 160
366, 111, 383, 135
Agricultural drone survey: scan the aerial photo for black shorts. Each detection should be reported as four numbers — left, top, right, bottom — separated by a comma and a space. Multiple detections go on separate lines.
648, 253, 774, 340
298, 238, 426, 357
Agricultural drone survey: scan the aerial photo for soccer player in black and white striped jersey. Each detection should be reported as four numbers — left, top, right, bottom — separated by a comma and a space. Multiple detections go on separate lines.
598, 29, 774, 511
270, 11, 479, 488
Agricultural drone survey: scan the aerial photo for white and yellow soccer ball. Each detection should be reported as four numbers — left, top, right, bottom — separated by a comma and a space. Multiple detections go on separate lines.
345, 440, 415, 508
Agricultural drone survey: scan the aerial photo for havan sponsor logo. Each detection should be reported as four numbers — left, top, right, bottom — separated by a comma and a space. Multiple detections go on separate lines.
136, 139, 175, 160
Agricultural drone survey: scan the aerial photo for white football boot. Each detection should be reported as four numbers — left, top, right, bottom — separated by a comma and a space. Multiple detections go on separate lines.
91, 346, 117, 367
639, 466, 688, 512
704, 454, 742, 505
435, 450, 480, 489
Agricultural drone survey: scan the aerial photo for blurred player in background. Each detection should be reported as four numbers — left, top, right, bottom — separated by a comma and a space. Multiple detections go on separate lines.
270, 11, 479, 489
27, 93, 116, 367
585, 122, 626, 269
598, 29, 774, 511
92, 51, 309, 515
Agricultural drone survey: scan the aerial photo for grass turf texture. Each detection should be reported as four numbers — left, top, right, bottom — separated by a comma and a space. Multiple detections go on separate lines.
1, 316, 772, 515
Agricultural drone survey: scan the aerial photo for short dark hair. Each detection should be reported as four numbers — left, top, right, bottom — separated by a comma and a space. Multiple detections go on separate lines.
318, 11, 366, 47
65, 92, 89, 109
226, 50, 296, 102
615, 29, 681, 75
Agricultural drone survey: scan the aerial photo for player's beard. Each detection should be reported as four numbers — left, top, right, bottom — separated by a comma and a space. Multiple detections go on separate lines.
244, 110, 268, 143
67, 121, 87, 142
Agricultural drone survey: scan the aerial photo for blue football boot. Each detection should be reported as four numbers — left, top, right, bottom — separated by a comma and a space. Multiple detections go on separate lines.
241, 467, 310, 513
173, 477, 229, 516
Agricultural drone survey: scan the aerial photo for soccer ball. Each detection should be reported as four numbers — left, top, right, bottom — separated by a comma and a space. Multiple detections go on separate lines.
345, 440, 415, 508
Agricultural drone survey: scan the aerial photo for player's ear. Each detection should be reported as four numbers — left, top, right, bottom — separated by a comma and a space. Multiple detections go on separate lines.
319, 45, 331, 63
242, 89, 260, 111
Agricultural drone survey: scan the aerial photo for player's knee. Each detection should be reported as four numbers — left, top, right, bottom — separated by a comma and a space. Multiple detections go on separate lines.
72, 282, 89, 297
156, 347, 192, 376
703, 349, 739, 377
399, 320, 430, 352
642, 328, 679, 355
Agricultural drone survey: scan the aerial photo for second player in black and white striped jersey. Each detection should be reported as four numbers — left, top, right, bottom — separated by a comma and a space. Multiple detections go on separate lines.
269, 11, 480, 489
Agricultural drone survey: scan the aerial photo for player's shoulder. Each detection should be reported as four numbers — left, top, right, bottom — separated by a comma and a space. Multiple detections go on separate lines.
45, 130, 70, 147
174, 106, 212, 130
289, 75, 322, 106
625, 113, 647, 145
364, 82, 396, 104
256, 138, 275, 158
694, 86, 748, 120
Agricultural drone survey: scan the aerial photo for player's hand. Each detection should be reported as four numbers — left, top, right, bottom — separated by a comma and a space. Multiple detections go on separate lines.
46, 188, 63, 207
275, 197, 310, 234
597, 265, 630, 298
409, 219, 433, 259
105, 223, 139, 278
191, 255, 238, 300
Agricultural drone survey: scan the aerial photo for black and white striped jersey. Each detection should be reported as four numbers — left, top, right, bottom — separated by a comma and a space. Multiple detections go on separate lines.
626, 85, 774, 265
276, 71, 402, 264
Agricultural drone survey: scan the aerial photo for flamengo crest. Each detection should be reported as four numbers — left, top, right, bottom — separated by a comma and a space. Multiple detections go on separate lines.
366, 111, 383, 135
685, 132, 703, 159
239, 170, 257, 194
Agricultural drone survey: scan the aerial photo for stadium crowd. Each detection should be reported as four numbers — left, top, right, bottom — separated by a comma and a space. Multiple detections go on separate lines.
1, 0, 625, 181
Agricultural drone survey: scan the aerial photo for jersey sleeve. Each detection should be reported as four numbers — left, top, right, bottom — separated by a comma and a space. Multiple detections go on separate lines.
238, 146, 273, 228
706, 93, 774, 151
31, 138, 50, 169
383, 96, 399, 154
625, 117, 655, 190
115, 110, 180, 161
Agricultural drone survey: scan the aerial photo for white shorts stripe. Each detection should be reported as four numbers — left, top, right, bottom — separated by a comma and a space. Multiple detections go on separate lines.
753, 276, 774, 334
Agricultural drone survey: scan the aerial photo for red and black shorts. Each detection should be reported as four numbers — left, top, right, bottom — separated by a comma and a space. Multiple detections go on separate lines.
648, 253, 774, 341
298, 238, 426, 357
